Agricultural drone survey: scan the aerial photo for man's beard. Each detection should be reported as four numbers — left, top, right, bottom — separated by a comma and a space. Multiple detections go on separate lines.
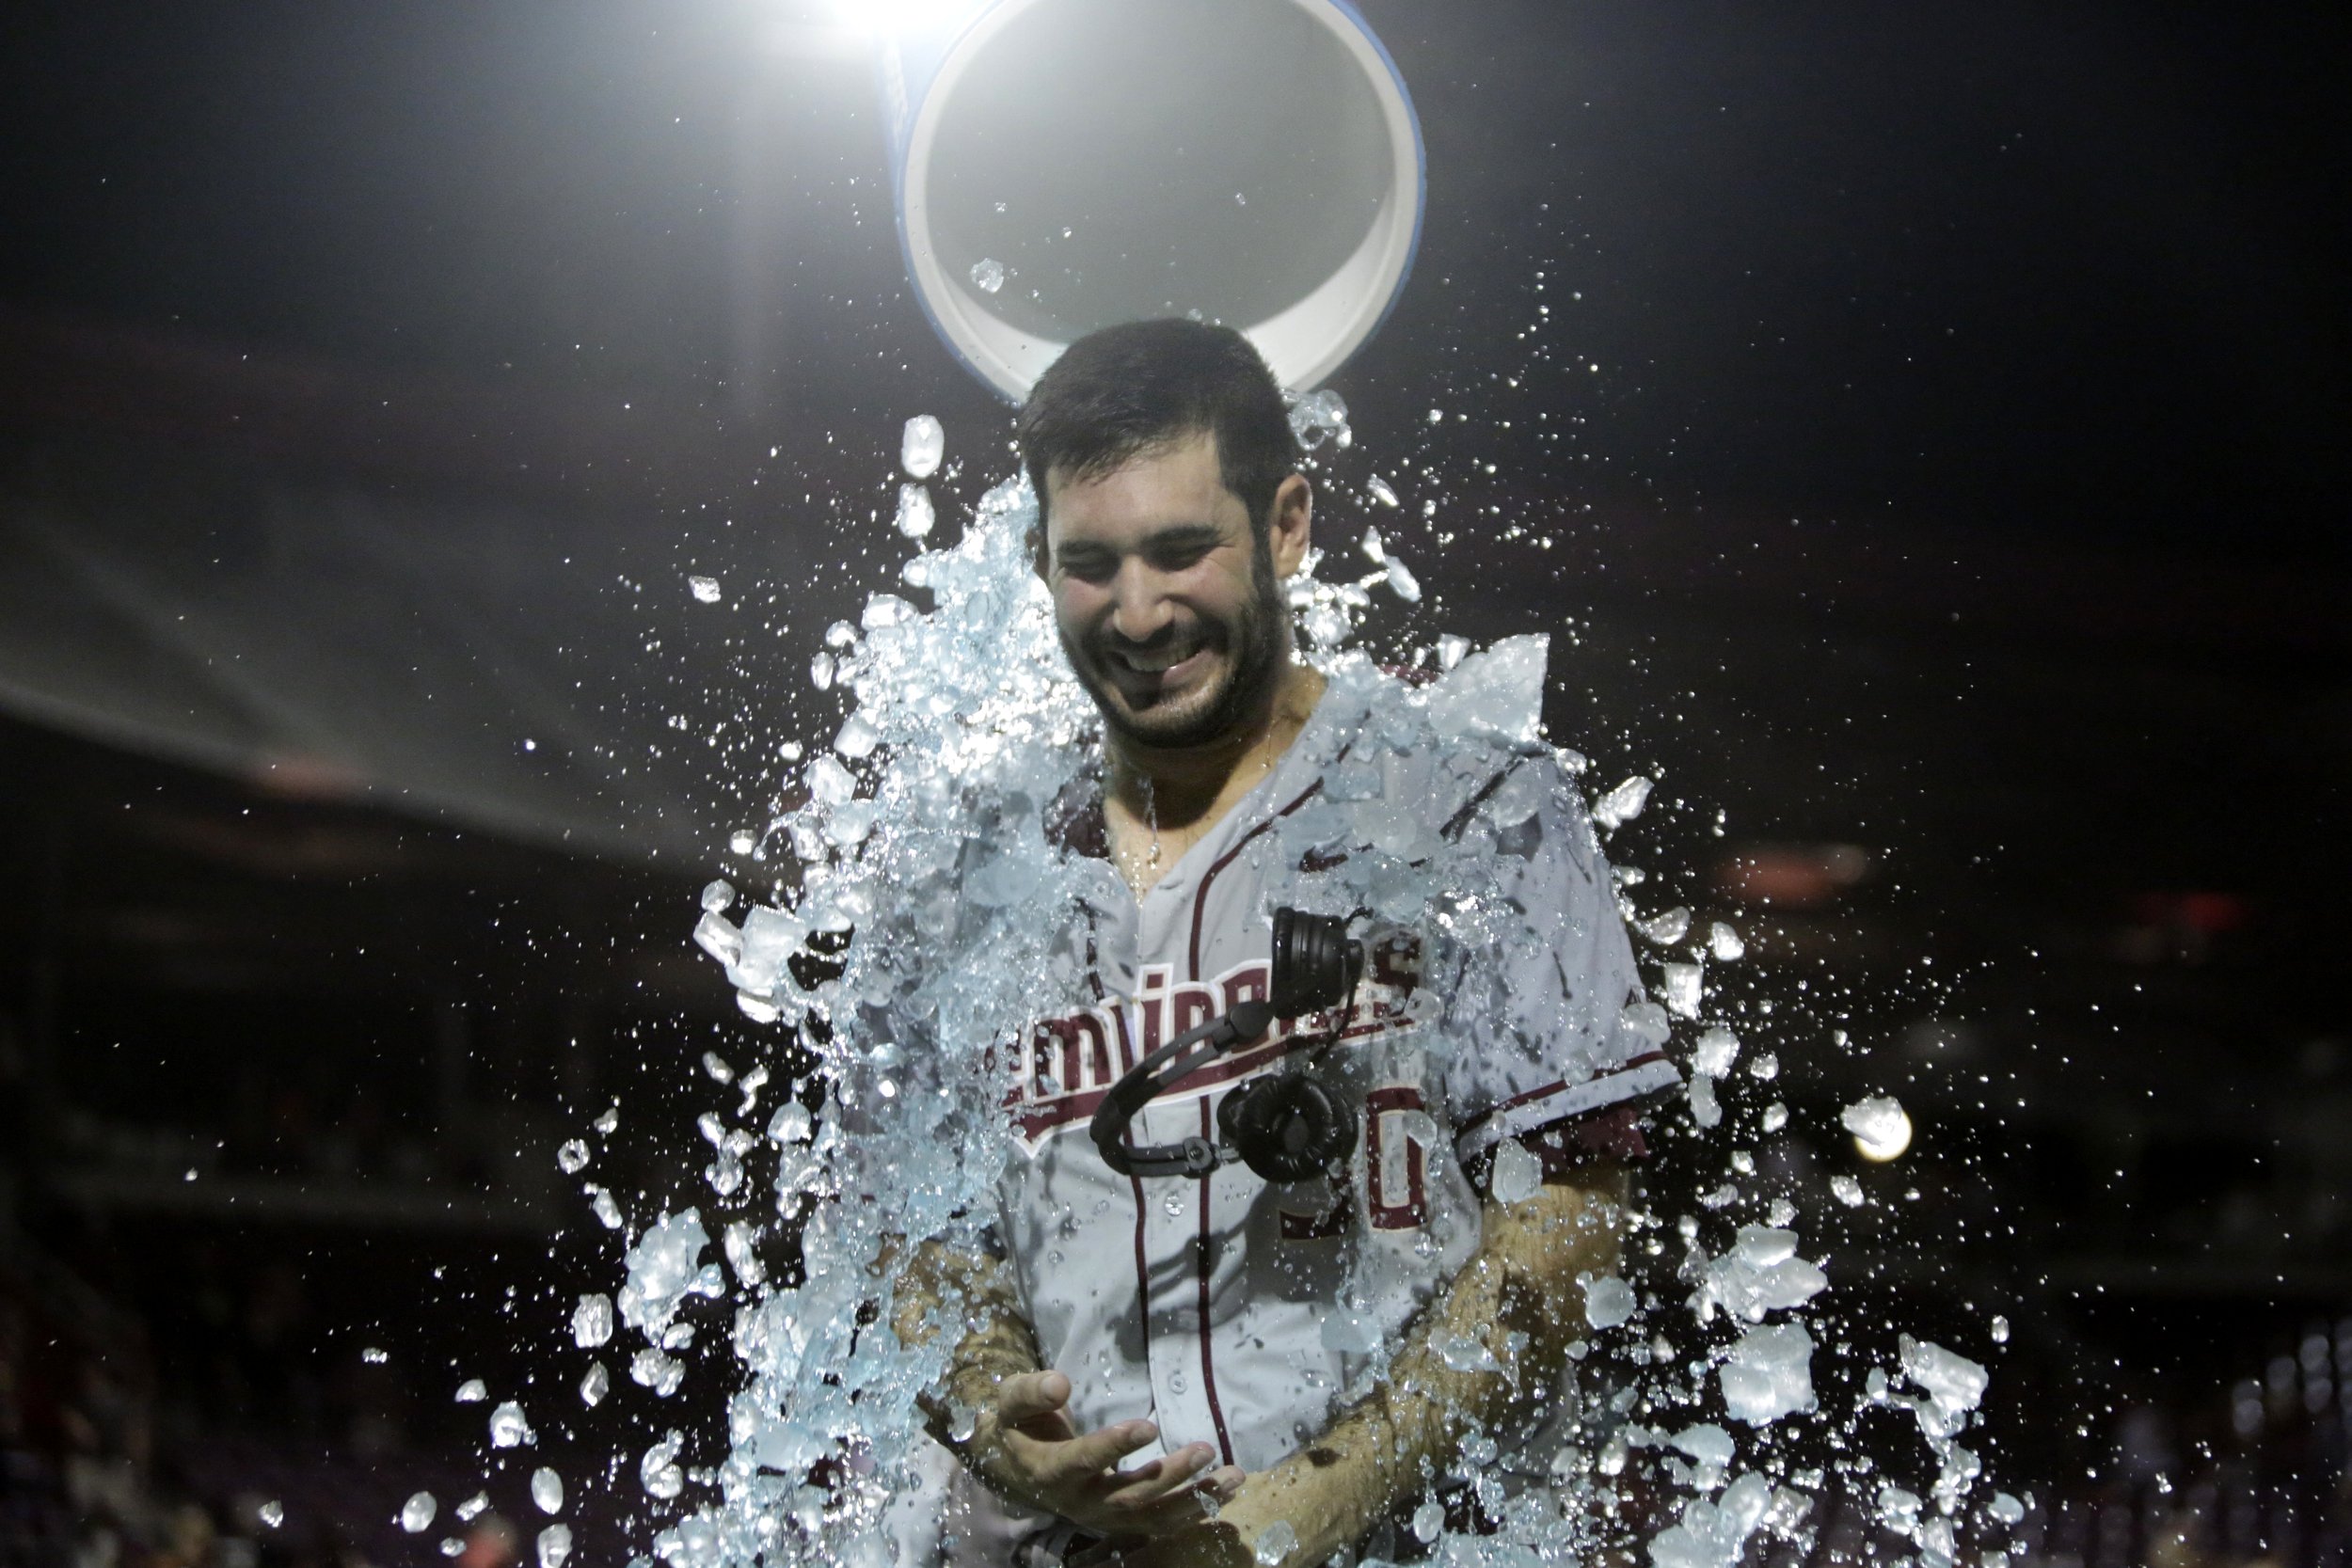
1063, 532, 1289, 752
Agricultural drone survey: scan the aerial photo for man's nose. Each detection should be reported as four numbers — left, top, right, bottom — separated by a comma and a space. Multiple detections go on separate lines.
1107, 561, 1173, 644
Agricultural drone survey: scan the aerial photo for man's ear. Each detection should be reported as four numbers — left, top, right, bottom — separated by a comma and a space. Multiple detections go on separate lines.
1266, 473, 1312, 578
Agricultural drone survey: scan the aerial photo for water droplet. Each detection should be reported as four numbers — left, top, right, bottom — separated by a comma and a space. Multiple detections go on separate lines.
400, 1492, 437, 1533
531, 1467, 564, 1515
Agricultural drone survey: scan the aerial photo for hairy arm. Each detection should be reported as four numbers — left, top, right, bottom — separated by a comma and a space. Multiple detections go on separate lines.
1117, 1160, 1630, 1568
891, 1241, 1238, 1532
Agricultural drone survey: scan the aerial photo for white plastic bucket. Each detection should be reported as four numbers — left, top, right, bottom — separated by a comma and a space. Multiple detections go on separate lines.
878, 0, 1424, 402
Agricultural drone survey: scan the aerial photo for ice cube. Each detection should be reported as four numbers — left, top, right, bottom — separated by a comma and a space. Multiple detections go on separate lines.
572, 1293, 613, 1348
1661, 962, 1704, 1019
1368, 476, 1400, 509
1761, 1102, 1788, 1132
810, 651, 835, 690
1667, 1423, 1734, 1469
642, 1433, 686, 1499
454, 1378, 486, 1402
556, 1139, 590, 1176
1695, 1227, 1827, 1321
1835, 1100, 1910, 1147
1383, 555, 1422, 603
834, 714, 881, 759
724, 1220, 766, 1287
259, 1501, 284, 1529
1488, 1138, 1542, 1205
1253, 1519, 1299, 1566
1689, 1074, 1721, 1129
593, 1105, 618, 1135
1720, 1323, 1817, 1424
537, 1524, 572, 1568
1437, 1333, 1502, 1373
1639, 907, 1692, 944
1361, 528, 1386, 562
400, 1493, 437, 1533
1899, 1336, 1990, 1435
456, 1494, 488, 1522
590, 1187, 623, 1229
580, 1362, 609, 1406
1988, 1492, 2025, 1526
531, 1467, 564, 1515
1991, 1314, 2010, 1344
1584, 1275, 1635, 1329
1437, 634, 1469, 670
969, 257, 1006, 293
1286, 388, 1350, 451
895, 483, 935, 539
1708, 922, 1745, 961
900, 415, 944, 480
1592, 776, 1652, 829
1830, 1174, 1864, 1207
688, 575, 721, 604
489, 1401, 532, 1448
1692, 1025, 1739, 1077
702, 1052, 734, 1084
807, 754, 857, 806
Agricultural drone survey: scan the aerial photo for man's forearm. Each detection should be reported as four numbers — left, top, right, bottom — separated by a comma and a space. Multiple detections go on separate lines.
889, 1240, 1045, 1451
1227, 1164, 1629, 1566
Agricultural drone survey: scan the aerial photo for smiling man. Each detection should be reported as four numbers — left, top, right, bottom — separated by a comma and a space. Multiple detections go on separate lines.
893, 319, 1677, 1568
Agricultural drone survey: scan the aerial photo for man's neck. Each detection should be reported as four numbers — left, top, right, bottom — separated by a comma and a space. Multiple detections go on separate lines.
1106, 661, 1327, 836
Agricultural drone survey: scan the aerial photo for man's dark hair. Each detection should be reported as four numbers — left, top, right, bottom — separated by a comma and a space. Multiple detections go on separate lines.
1018, 319, 1298, 542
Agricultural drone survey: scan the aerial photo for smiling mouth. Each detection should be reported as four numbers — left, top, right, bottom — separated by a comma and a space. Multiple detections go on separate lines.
1109, 641, 1203, 676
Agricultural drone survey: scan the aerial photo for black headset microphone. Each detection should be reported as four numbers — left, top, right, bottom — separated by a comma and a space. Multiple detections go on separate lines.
1089, 909, 1366, 1183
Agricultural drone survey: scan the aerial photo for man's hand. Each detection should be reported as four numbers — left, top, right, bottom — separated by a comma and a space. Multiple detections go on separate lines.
964, 1370, 1246, 1540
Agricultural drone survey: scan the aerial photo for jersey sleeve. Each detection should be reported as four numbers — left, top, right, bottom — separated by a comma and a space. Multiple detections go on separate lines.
1434, 756, 1681, 1169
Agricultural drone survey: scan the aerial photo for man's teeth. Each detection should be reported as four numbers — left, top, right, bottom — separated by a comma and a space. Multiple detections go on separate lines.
1117, 646, 1198, 673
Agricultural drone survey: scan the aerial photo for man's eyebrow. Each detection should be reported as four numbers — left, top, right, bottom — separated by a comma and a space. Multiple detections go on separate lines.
1054, 522, 1222, 562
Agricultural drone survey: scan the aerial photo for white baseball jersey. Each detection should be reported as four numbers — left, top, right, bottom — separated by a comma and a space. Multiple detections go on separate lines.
984, 657, 1677, 1486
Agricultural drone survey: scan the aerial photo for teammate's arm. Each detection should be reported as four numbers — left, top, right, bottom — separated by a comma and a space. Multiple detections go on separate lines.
891, 1241, 1244, 1538
1104, 1161, 1629, 1568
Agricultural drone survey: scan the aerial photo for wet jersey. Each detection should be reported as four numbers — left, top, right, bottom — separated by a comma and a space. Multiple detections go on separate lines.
989, 657, 1677, 1477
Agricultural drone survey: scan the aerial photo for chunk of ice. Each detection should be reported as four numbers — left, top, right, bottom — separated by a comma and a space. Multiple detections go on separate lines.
1899, 1335, 1990, 1437
688, 575, 722, 604
1584, 1275, 1635, 1330
1437, 1332, 1503, 1374
1720, 1323, 1817, 1424
1487, 1138, 1542, 1205
580, 1362, 609, 1406
537, 1524, 572, 1568
1692, 1026, 1739, 1077
1830, 1174, 1865, 1207
1593, 776, 1653, 829
619, 1209, 711, 1338
1761, 1102, 1788, 1132
723, 1220, 766, 1287
895, 483, 935, 540
900, 416, 944, 480
1368, 476, 1400, 508
1689, 1074, 1722, 1130
642, 1433, 685, 1499
1841, 1095, 1909, 1149
1411, 1499, 1444, 1543
454, 1378, 486, 1403
400, 1493, 437, 1533
1253, 1518, 1299, 1566
572, 1293, 613, 1348
700, 879, 736, 913
1708, 922, 1744, 961
259, 1501, 283, 1528
1638, 907, 1692, 944
1661, 962, 1704, 1019
590, 1187, 623, 1229
531, 1467, 564, 1515
1668, 1423, 1734, 1469
556, 1139, 590, 1176
1695, 1227, 1827, 1322
968, 257, 1006, 293
456, 1494, 488, 1522
1287, 388, 1350, 451
834, 714, 881, 759
489, 1401, 532, 1448
1988, 1492, 2025, 1526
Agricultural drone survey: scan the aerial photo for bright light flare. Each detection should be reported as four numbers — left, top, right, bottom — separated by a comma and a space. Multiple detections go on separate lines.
1852, 1107, 1914, 1163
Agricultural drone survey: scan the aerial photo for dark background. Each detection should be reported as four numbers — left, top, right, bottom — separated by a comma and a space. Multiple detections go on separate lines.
0, 1, 2344, 1564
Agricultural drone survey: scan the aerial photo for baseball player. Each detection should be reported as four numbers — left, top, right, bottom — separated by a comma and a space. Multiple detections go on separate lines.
889, 320, 1676, 1568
